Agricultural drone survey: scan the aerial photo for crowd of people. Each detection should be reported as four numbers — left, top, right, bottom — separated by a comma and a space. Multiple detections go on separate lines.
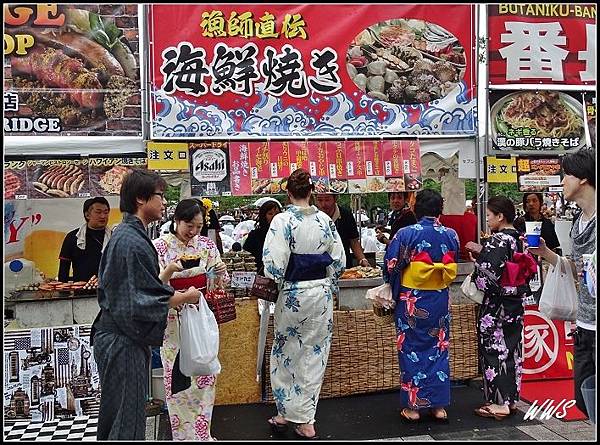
80, 148, 594, 440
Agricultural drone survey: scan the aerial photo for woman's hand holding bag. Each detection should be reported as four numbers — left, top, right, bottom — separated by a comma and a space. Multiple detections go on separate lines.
538, 256, 578, 321
179, 294, 221, 376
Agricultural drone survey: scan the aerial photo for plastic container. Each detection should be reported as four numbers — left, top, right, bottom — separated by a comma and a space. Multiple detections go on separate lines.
151, 368, 166, 403
581, 375, 596, 424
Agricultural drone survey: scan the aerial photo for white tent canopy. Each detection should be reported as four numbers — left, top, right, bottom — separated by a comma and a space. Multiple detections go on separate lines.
4, 136, 145, 156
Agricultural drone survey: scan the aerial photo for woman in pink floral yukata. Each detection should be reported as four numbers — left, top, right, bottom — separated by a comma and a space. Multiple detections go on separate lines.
154, 199, 228, 440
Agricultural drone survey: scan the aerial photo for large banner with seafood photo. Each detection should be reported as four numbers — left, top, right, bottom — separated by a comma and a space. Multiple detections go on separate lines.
488, 4, 596, 86
488, 90, 587, 153
3, 4, 141, 136
148, 4, 476, 138
228, 139, 422, 195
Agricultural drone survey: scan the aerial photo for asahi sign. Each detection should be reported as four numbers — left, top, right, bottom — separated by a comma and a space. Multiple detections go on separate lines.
189, 142, 231, 197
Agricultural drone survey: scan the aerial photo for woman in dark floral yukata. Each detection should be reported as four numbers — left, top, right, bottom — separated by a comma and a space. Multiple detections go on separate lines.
470, 197, 537, 420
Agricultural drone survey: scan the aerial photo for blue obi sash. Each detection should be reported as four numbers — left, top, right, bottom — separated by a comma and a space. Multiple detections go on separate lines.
285, 252, 333, 282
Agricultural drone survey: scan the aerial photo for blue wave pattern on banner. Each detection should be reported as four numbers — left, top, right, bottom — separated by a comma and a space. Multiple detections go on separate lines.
152, 81, 476, 138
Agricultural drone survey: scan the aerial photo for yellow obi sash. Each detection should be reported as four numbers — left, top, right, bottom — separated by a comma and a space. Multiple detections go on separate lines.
401, 251, 457, 290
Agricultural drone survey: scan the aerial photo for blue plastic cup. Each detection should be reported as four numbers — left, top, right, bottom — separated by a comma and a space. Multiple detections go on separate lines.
526, 233, 541, 247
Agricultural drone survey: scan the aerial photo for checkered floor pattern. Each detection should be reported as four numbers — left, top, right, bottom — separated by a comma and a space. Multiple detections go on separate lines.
4, 416, 97, 441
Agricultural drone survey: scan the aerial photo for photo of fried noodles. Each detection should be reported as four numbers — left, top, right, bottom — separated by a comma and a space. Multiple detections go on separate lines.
494, 91, 584, 142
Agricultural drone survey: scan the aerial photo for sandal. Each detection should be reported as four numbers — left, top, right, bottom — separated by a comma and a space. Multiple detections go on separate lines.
267, 416, 288, 433
474, 405, 510, 420
484, 402, 518, 415
430, 408, 448, 423
400, 407, 421, 422
293, 425, 320, 440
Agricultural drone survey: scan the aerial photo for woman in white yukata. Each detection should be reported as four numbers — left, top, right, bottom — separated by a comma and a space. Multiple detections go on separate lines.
263, 169, 346, 440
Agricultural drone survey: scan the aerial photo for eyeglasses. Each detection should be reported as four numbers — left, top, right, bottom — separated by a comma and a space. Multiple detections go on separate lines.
152, 192, 165, 200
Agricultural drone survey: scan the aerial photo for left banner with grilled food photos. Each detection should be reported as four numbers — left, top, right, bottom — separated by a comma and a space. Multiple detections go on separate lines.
3, 4, 141, 136
3, 325, 100, 423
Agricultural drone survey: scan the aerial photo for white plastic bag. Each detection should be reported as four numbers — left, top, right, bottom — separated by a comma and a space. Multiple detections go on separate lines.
179, 296, 220, 377
365, 283, 395, 309
461, 274, 484, 304
539, 256, 578, 321
191, 356, 222, 376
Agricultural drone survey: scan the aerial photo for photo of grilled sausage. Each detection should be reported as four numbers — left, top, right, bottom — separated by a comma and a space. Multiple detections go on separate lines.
11, 47, 103, 109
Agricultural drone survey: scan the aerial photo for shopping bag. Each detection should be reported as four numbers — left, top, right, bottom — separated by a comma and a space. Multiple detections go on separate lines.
365, 283, 394, 309
460, 273, 484, 304
179, 296, 220, 377
538, 256, 578, 321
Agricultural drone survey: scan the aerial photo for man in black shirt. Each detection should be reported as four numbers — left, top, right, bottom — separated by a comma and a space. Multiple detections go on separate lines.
58, 197, 112, 282
316, 194, 370, 269
514, 193, 561, 253
376, 192, 417, 247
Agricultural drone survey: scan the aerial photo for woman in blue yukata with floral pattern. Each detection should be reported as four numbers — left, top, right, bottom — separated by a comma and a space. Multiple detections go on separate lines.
384, 189, 459, 422
262, 169, 345, 440
471, 197, 536, 420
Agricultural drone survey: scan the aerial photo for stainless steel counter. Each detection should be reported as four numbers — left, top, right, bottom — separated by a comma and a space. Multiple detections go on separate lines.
336, 262, 475, 310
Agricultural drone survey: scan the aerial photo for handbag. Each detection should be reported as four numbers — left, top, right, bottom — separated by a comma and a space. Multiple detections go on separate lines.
461, 273, 484, 304
249, 266, 279, 302
204, 273, 236, 324
178, 298, 219, 377
539, 256, 578, 321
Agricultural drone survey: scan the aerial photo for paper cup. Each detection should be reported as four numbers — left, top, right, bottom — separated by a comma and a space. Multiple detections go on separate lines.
525, 221, 543, 235
525, 221, 543, 247
526, 233, 541, 247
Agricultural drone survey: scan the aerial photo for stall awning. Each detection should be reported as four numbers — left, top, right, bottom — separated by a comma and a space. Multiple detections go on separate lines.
4, 136, 145, 156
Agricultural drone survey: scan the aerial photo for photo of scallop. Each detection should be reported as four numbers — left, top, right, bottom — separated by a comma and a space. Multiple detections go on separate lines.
347, 19, 466, 105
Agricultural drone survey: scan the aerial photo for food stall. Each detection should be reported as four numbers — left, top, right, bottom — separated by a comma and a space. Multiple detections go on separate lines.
3, 3, 144, 423
146, 2, 484, 405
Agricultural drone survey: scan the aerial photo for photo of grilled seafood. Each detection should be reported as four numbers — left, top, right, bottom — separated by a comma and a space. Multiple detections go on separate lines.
347, 19, 466, 105
329, 179, 348, 194
31, 164, 88, 198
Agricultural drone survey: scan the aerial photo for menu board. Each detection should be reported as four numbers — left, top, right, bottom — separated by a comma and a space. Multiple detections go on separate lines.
517, 157, 562, 192
489, 90, 586, 153
229, 141, 253, 196
402, 140, 423, 191
288, 141, 309, 173
327, 141, 348, 194
346, 140, 366, 193
307, 141, 330, 193
363, 140, 385, 193
4, 160, 29, 200
382, 140, 405, 192
27, 159, 90, 199
89, 156, 146, 196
